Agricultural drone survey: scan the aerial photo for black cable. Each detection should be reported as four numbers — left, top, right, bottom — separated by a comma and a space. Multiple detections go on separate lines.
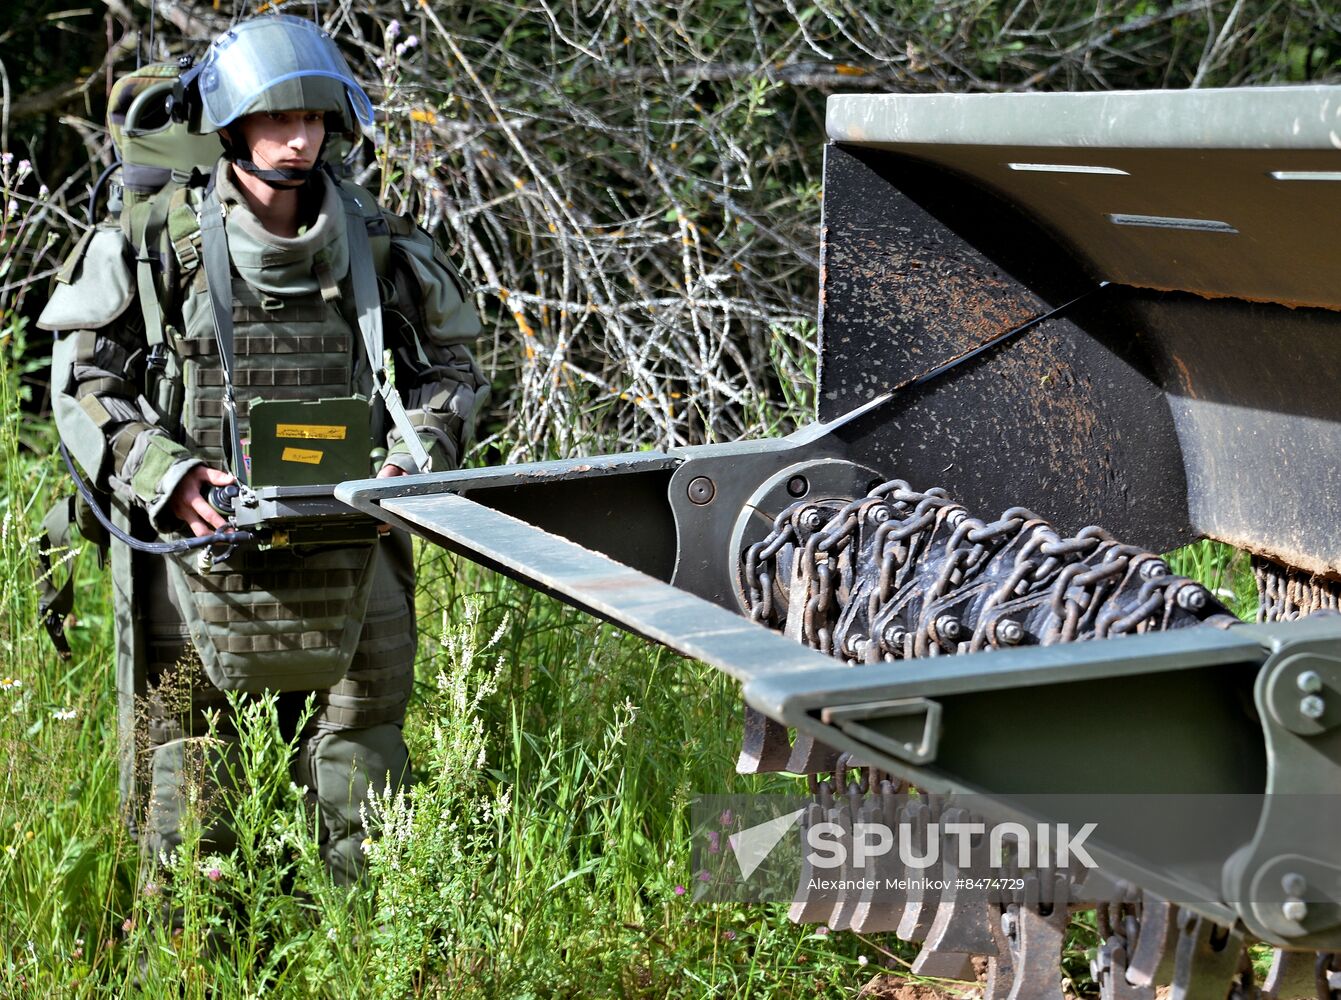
905, 281, 1112, 392
60, 442, 260, 555
86, 159, 123, 226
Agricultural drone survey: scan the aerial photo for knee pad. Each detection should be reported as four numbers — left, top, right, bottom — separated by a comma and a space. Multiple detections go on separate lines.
298, 724, 409, 884
143, 736, 243, 860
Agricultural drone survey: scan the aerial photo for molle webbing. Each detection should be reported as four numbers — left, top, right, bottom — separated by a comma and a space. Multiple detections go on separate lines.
183, 566, 363, 594
214, 631, 333, 653
193, 596, 354, 623
175, 333, 347, 357
311, 596, 415, 731
166, 540, 378, 693
193, 365, 349, 388
179, 276, 355, 462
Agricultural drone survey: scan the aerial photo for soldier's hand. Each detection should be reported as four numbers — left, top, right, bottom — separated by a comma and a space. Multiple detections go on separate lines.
169, 465, 237, 537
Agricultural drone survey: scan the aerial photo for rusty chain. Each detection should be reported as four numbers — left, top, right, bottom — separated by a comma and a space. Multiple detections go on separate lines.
742, 478, 1237, 661
1256, 557, 1341, 623
733, 477, 1327, 999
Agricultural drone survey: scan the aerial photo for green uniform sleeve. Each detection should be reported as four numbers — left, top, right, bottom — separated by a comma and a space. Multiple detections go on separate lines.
380, 223, 490, 473
50, 326, 201, 532
43, 226, 206, 531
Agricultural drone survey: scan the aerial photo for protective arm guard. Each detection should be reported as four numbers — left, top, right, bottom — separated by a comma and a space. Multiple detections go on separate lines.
379, 220, 490, 474
41, 226, 202, 529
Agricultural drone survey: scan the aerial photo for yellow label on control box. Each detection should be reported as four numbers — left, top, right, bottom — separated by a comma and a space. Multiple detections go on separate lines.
281, 447, 324, 465
275, 423, 347, 441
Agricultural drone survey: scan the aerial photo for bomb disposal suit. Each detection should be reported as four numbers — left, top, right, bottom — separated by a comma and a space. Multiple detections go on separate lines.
41, 16, 488, 882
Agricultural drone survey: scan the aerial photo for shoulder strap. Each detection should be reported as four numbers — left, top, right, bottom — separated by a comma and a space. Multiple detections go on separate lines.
36, 493, 109, 659
336, 184, 432, 474
197, 186, 249, 484
37, 497, 78, 660
132, 192, 173, 347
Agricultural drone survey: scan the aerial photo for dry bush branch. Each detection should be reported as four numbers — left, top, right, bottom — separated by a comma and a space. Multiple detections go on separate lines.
4, 0, 1337, 457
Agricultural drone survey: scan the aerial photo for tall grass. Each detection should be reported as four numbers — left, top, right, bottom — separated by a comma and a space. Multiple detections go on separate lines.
0, 290, 1266, 997
0, 293, 1267, 999
0, 314, 901, 995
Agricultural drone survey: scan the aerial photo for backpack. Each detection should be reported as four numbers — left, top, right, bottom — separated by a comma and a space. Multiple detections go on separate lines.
38, 64, 229, 654
38, 63, 220, 658
106, 62, 224, 220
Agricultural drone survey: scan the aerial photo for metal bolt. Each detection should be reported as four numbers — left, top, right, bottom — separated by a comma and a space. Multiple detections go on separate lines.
786, 475, 809, 498
996, 619, 1024, 645
868, 505, 891, 524
844, 635, 869, 659
1176, 586, 1208, 612
1139, 560, 1169, 580
687, 476, 715, 505
1301, 694, 1327, 720
1297, 670, 1324, 694
1283, 899, 1309, 922
799, 508, 824, 532
881, 623, 907, 651
1001, 911, 1018, 940
935, 615, 962, 641
947, 509, 968, 527
1281, 873, 1308, 897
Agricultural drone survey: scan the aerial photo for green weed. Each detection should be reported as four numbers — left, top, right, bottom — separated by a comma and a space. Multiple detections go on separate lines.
1165, 540, 1258, 621
0, 313, 883, 995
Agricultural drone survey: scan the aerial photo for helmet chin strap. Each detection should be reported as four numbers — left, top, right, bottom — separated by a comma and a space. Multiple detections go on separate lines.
232, 158, 316, 188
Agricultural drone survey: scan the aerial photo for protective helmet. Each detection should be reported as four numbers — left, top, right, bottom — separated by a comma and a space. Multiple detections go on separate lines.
192, 14, 374, 134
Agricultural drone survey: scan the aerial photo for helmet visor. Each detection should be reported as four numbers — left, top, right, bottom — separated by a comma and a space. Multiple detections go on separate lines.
197, 15, 374, 130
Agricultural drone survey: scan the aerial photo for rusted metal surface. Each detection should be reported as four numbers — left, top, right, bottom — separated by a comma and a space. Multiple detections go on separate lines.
1003, 875, 1070, 1000
820, 142, 1341, 577
739, 478, 1233, 670
1169, 909, 1245, 1000
1126, 291, 1341, 580
1256, 558, 1341, 621
818, 144, 1194, 553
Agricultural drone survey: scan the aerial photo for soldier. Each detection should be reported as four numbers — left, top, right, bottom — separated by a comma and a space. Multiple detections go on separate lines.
41, 14, 488, 883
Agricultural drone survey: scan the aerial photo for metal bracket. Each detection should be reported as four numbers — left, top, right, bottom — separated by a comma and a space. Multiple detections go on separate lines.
821, 697, 943, 765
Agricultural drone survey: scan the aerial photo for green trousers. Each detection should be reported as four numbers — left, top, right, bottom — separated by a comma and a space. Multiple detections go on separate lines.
121, 527, 417, 885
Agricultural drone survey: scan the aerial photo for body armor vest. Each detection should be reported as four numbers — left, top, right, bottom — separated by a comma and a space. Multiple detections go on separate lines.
161, 169, 381, 695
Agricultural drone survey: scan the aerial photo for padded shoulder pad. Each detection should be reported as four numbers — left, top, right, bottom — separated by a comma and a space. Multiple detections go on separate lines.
37, 226, 135, 332
382, 211, 417, 239
335, 180, 385, 225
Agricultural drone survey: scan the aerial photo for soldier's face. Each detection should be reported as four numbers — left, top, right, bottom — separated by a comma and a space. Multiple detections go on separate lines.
233, 110, 327, 177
